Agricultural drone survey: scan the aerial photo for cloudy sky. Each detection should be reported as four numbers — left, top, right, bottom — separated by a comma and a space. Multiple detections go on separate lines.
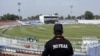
0, 0, 100, 18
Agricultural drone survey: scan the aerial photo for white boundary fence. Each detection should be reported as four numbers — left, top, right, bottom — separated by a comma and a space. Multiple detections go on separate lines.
78, 20, 100, 24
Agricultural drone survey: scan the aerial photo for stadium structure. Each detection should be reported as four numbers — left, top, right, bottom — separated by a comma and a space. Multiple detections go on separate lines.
39, 15, 59, 24
0, 19, 100, 56
0, 37, 42, 56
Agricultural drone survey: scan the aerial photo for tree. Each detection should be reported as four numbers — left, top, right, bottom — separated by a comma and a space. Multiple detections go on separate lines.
0, 16, 1, 20
27, 16, 34, 20
26, 15, 40, 20
77, 15, 85, 20
1, 13, 19, 20
33, 15, 39, 20
54, 13, 58, 15
67, 14, 71, 19
59, 16, 64, 20
94, 15, 100, 19
84, 11, 94, 19
72, 16, 76, 19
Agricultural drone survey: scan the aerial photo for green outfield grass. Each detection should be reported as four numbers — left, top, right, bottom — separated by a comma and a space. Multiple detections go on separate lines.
1, 24, 100, 40
0, 24, 100, 49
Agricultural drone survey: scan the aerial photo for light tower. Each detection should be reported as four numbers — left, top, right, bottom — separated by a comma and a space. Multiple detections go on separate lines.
70, 5, 73, 19
18, 2, 21, 20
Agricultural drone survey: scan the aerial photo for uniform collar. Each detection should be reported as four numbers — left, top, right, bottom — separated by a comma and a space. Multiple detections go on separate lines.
54, 35, 64, 40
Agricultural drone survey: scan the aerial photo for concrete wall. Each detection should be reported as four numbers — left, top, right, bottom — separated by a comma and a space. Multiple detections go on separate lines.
78, 20, 100, 24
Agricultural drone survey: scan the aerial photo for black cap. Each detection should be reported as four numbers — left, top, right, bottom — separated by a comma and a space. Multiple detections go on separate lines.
54, 24, 63, 34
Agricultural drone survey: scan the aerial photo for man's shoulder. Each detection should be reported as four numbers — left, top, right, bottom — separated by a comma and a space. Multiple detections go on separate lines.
46, 38, 54, 43
45, 38, 56, 45
44, 38, 54, 48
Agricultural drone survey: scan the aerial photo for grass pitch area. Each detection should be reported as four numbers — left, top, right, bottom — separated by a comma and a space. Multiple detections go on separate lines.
0, 24, 100, 49
2, 24, 100, 40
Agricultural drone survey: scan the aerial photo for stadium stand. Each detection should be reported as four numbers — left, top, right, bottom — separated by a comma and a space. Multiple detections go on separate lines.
1, 20, 100, 56
0, 20, 20, 26
87, 43, 100, 56
0, 37, 88, 56
0, 37, 42, 56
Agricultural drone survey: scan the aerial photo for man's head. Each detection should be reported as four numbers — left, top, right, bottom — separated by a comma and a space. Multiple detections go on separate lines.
54, 24, 63, 35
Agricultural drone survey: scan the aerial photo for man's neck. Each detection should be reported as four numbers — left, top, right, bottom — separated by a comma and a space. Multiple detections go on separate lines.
55, 35, 63, 38
55, 35, 62, 36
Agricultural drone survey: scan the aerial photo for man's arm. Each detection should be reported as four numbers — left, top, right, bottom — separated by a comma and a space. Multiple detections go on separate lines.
68, 41, 74, 56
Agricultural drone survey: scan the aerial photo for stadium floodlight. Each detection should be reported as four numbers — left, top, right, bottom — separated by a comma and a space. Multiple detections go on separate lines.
70, 5, 73, 19
18, 2, 21, 20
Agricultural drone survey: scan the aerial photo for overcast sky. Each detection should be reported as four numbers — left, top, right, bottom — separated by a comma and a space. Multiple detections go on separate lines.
0, 0, 100, 18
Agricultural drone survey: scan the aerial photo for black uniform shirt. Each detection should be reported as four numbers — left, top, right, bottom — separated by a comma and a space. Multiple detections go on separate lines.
42, 36, 74, 56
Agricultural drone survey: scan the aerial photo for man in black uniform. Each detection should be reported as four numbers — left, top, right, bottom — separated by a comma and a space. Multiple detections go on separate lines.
42, 24, 74, 56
